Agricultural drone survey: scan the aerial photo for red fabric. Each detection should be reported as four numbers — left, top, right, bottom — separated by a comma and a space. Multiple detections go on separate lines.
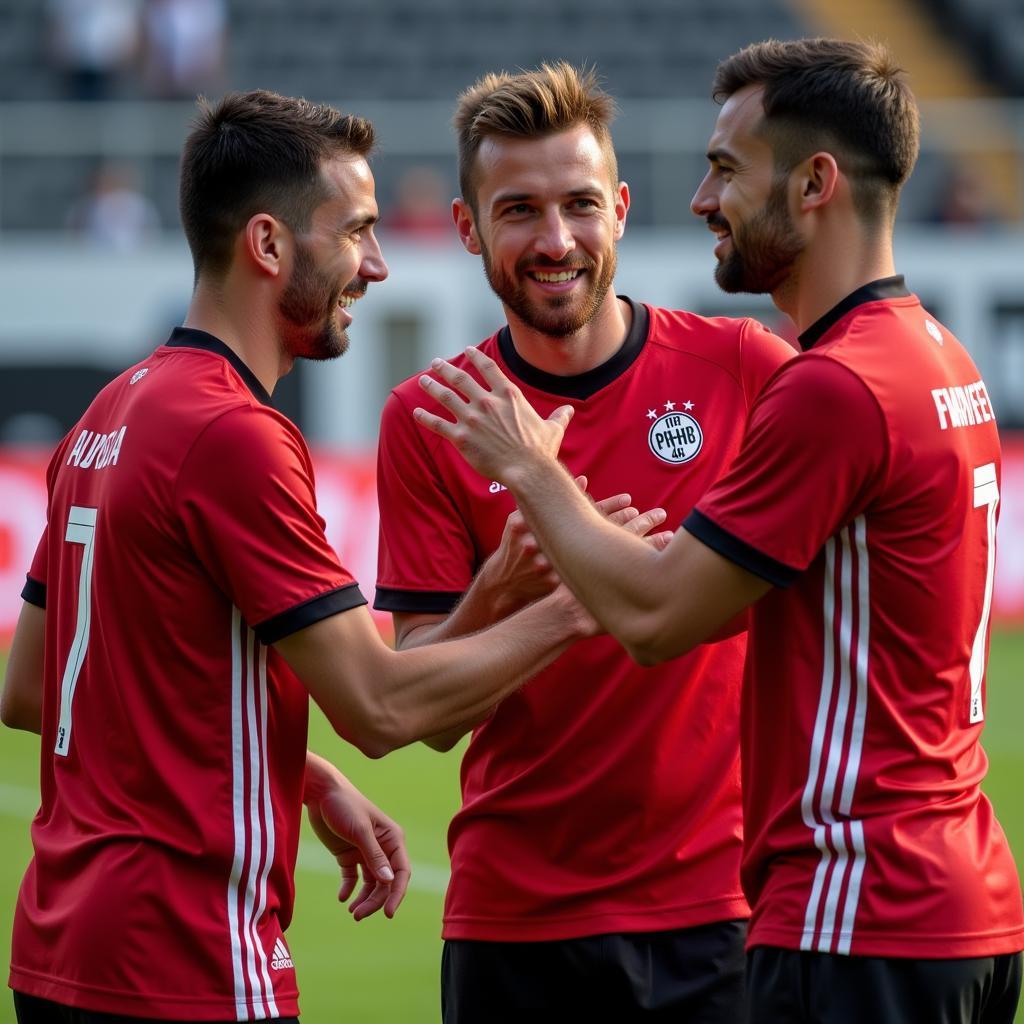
11, 341, 355, 1018
377, 304, 795, 940
695, 295, 1024, 957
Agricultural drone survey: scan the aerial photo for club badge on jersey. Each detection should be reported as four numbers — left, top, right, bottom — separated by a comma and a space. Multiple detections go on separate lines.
646, 399, 703, 465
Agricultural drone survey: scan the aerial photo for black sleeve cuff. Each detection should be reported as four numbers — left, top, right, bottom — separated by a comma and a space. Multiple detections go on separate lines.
683, 509, 798, 588
373, 587, 462, 614
255, 582, 367, 644
21, 575, 46, 609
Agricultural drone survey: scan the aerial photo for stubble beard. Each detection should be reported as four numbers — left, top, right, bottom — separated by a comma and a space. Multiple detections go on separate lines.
714, 179, 803, 296
278, 241, 350, 361
481, 244, 618, 338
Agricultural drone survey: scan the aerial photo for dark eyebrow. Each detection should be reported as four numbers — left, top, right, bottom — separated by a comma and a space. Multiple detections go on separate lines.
341, 211, 379, 232
705, 148, 737, 165
491, 191, 533, 207
491, 186, 603, 208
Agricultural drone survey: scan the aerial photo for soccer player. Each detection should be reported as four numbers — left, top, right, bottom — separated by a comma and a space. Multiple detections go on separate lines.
375, 64, 795, 1021
0, 90, 627, 1024
414, 40, 1024, 1024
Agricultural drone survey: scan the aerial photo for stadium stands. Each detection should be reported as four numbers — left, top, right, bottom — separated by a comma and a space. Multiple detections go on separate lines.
925, 0, 1024, 95
0, 0, 808, 230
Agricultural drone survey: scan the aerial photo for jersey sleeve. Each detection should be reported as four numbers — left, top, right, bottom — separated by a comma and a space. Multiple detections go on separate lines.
685, 355, 889, 584
738, 318, 797, 407
176, 406, 366, 643
374, 388, 476, 613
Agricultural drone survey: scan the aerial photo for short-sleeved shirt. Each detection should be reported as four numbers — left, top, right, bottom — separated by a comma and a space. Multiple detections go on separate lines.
376, 298, 795, 941
687, 278, 1024, 958
11, 328, 365, 1019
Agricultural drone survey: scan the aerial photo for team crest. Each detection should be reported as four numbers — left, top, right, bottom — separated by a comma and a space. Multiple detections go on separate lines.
646, 400, 702, 465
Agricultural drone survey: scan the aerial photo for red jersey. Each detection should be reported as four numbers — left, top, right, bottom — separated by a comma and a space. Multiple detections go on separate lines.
12, 328, 365, 1019
376, 298, 794, 941
687, 278, 1024, 958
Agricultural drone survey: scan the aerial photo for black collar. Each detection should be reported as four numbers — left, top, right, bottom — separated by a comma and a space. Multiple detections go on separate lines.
496, 296, 650, 400
165, 327, 274, 407
798, 276, 911, 351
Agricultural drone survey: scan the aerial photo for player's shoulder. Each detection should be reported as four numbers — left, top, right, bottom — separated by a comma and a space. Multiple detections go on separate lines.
758, 348, 883, 424
646, 304, 790, 365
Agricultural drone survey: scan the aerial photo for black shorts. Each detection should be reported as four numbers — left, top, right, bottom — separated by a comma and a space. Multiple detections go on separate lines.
13, 991, 299, 1024
442, 918, 748, 1023
747, 946, 1023, 1024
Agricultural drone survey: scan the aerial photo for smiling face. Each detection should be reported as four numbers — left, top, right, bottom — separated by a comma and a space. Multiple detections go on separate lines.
691, 85, 804, 295
277, 154, 388, 360
456, 125, 628, 338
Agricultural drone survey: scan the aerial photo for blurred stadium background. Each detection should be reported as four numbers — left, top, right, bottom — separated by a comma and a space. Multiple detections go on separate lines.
0, 0, 1022, 1020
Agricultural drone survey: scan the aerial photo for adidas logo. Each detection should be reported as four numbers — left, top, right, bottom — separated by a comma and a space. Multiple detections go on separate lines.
270, 937, 294, 970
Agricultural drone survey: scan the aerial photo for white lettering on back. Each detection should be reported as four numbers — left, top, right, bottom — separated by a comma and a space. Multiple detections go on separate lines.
931, 380, 995, 431
66, 425, 128, 470
66, 430, 92, 466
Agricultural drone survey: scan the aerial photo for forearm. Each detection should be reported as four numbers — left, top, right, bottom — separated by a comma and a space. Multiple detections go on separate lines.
1, 602, 45, 734
504, 456, 669, 639
279, 593, 586, 758
397, 569, 516, 651
303, 749, 346, 804
507, 458, 770, 662
377, 594, 581, 751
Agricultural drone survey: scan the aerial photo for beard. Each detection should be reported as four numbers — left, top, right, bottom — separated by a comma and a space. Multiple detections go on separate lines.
480, 243, 617, 338
713, 178, 803, 295
278, 241, 352, 361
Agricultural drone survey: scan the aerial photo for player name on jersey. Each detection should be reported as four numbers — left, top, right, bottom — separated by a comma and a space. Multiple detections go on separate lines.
931, 380, 995, 431
65, 426, 127, 470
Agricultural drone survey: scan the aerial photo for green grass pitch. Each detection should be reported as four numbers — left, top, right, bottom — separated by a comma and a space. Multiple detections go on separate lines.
0, 633, 1021, 1023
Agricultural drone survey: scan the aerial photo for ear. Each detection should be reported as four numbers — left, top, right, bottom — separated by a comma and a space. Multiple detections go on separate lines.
795, 152, 840, 213
242, 213, 288, 278
452, 198, 481, 255
613, 181, 630, 240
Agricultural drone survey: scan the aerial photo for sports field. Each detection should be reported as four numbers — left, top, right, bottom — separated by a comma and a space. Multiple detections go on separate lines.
1, 632, 1022, 1023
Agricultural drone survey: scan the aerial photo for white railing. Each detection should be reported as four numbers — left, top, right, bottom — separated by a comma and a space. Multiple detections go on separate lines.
2, 98, 1024, 228
1, 229, 1023, 440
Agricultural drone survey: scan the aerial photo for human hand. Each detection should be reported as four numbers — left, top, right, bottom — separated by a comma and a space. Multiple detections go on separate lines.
414, 347, 572, 486
305, 774, 411, 922
545, 498, 670, 639
487, 476, 638, 613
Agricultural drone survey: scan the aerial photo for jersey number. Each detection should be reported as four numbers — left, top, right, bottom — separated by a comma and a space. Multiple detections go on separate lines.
55, 505, 98, 757
969, 463, 998, 724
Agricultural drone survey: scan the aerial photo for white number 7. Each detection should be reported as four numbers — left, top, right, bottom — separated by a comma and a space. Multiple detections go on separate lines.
969, 463, 998, 724
55, 505, 98, 757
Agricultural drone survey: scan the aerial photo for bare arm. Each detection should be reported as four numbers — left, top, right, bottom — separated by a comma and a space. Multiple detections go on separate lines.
414, 348, 771, 665
1, 601, 44, 733
392, 494, 670, 751
303, 751, 411, 921
275, 583, 596, 759
396, 485, 638, 652
391, 613, 473, 753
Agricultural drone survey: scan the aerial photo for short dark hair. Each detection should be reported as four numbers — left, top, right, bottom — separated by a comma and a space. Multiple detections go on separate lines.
179, 90, 375, 279
713, 38, 920, 223
454, 62, 618, 213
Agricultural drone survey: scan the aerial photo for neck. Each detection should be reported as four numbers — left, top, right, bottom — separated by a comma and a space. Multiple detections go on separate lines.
184, 280, 292, 395
505, 293, 632, 377
772, 221, 896, 334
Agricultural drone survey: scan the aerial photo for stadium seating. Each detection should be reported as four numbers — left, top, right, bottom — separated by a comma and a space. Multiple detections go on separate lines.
0, 0, 805, 230
924, 0, 1024, 94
